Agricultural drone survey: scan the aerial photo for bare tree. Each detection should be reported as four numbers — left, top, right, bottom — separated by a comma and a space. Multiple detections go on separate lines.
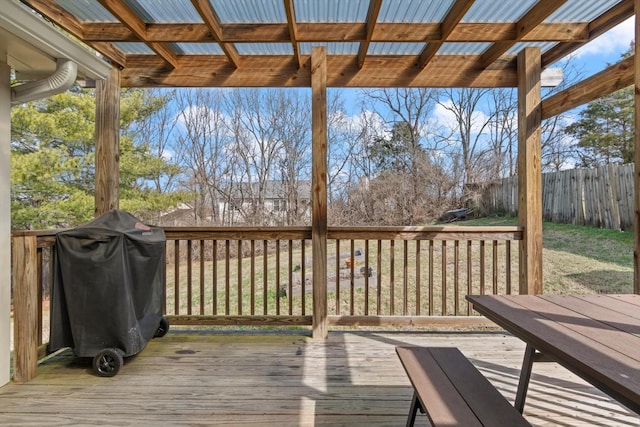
175, 88, 231, 224
356, 88, 447, 225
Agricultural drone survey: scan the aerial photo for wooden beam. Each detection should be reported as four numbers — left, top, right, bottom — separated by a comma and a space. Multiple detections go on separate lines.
283, 0, 302, 68
311, 47, 328, 339
543, 0, 634, 67
357, 0, 383, 69
191, 0, 241, 68
418, 0, 475, 68
517, 47, 543, 295
81, 22, 590, 44
94, 67, 121, 216
120, 54, 518, 88
542, 55, 634, 119
635, 0, 640, 294
481, 0, 566, 69
12, 236, 39, 383
97, 0, 178, 68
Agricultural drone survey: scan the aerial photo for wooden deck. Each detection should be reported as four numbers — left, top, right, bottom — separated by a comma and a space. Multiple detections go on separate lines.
1, 330, 638, 426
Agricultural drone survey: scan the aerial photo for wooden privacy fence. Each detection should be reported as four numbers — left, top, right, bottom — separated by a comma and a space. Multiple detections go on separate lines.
477, 164, 635, 230
11, 225, 521, 381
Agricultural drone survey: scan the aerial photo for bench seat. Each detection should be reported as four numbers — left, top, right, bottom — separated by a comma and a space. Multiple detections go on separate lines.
396, 346, 531, 427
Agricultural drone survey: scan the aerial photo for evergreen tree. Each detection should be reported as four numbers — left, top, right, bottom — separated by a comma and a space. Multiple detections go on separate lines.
564, 45, 634, 167
11, 87, 186, 229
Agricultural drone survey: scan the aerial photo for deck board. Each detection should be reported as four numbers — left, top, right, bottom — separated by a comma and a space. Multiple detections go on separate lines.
2, 331, 639, 426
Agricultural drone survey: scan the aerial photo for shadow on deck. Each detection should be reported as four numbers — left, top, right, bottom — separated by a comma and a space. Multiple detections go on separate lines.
1, 330, 638, 426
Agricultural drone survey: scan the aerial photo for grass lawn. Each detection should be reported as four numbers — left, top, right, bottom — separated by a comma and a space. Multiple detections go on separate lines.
460, 216, 634, 294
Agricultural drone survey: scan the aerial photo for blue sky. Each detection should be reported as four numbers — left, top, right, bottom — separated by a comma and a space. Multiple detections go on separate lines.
571, 17, 634, 75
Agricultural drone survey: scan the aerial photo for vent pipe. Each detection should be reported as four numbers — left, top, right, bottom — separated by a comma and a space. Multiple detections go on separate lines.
11, 59, 77, 106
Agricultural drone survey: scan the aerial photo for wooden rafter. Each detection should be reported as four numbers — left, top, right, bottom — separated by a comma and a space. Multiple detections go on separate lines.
418, 0, 475, 69
283, 0, 302, 68
541, 55, 634, 120
357, 0, 383, 69
481, 0, 567, 69
190, 0, 241, 68
542, 0, 634, 67
97, 0, 178, 68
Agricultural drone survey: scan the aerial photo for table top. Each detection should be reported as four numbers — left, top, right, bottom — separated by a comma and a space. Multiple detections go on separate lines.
466, 294, 640, 414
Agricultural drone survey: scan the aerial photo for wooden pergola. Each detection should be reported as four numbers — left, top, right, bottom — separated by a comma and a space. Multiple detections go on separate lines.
4, 0, 640, 385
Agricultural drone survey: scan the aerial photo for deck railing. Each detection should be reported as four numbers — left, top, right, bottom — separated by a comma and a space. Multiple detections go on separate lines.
11, 224, 522, 381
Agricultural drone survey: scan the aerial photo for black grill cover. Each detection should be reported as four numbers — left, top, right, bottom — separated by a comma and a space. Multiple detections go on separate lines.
50, 210, 166, 358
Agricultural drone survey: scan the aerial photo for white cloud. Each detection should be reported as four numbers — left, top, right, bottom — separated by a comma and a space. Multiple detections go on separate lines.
432, 101, 491, 135
573, 17, 634, 59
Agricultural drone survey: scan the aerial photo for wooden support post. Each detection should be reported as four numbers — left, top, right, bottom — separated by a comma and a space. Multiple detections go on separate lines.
311, 47, 328, 339
635, 0, 640, 294
12, 236, 39, 383
517, 47, 543, 295
94, 66, 121, 216
0, 62, 10, 386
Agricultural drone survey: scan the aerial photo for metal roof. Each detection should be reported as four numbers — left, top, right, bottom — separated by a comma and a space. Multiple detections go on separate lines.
17, 0, 632, 88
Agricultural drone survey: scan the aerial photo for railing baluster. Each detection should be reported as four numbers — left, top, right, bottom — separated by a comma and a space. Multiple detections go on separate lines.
174, 240, 180, 315
416, 240, 421, 316
403, 240, 408, 316
288, 240, 293, 315
506, 240, 512, 295
454, 240, 459, 316
200, 240, 205, 315
364, 240, 370, 316
263, 240, 268, 315
251, 240, 255, 315
301, 240, 306, 316
37, 248, 43, 345
390, 240, 395, 316
212, 240, 217, 315
275, 240, 280, 315
187, 240, 192, 316
428, 240, 434, 316
237, 240, 242, 315
441, 241, 447, 316
467, 240, 472, 315
225, 240, 230, 315
480, 240, 486, 295
493, 240, 498, 295
335, 239, 341, 315
350, 239, 355, 315
376, 240, 382, 315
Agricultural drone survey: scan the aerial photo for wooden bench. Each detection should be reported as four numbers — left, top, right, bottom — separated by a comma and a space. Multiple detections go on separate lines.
396, 347, 531, 427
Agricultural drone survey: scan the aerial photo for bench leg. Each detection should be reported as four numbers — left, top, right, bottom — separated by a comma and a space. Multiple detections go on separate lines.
406, 390, 423, 427
515, 343, 536, 413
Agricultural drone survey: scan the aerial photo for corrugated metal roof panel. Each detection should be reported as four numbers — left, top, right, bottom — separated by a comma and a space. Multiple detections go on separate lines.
56, 0, 117, 22
508, 41, 558, 55
378, 0, 454, 23
463, 0, 538, 23
299, 42, 359, 55
294, 0, 369, 23
236, 43, 293, 55
171, 43, 224, 55
113, 42, 155, 54
368, 42, 425, 55
123, 0, 202, 23
546, 0, 624, 22
440, 42, 493, 55
210, 0, 286, 23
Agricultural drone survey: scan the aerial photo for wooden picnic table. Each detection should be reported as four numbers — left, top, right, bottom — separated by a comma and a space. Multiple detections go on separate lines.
466, 294, 640, 415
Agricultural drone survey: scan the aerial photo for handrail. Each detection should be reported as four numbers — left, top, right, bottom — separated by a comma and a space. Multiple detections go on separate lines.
11, 224, 521, 382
